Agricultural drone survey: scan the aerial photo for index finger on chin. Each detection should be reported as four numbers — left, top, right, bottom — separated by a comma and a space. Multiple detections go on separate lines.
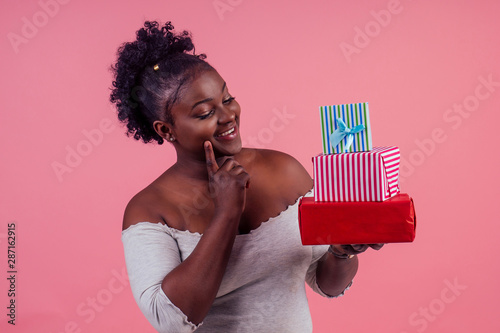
204, 141, 219, 177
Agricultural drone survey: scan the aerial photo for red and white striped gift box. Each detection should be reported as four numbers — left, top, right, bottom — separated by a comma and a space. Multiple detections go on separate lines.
313, 146, 400, 202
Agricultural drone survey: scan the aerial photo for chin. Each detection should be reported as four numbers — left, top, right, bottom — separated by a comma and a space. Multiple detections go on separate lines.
213, 139, 243, 157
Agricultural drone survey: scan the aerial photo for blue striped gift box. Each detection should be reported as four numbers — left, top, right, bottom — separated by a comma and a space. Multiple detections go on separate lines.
320, 102, 372, 154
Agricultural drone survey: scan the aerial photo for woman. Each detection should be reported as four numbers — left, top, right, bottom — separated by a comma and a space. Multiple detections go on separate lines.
112, 21, 379, 332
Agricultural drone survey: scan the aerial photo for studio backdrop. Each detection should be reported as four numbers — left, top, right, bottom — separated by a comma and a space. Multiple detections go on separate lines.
1, 0, 499, 332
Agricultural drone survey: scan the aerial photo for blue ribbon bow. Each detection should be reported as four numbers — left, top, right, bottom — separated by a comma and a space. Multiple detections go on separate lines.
329, 119, 365, 152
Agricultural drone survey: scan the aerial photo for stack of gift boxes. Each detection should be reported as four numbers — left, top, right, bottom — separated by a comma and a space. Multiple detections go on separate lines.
298, 103, 416, 245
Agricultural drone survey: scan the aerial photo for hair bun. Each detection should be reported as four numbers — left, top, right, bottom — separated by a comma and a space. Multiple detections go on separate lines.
133, 21, 196, 67
110, 20, 211, 144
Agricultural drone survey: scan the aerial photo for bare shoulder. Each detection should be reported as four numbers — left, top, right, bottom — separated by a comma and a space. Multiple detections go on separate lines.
122, 186, 165, 231
255, 149, 310, 177
241, 148, 313, 196
122, 170, 201, 232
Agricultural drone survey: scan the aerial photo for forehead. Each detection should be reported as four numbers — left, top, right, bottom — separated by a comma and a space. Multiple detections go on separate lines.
178, 69, 225, 105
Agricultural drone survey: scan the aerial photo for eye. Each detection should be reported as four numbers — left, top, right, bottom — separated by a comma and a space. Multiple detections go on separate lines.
223, 96, 236, 105
198, 109, 215, 120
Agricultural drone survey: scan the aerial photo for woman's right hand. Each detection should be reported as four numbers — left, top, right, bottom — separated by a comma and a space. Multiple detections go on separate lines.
204, 141, 250, 219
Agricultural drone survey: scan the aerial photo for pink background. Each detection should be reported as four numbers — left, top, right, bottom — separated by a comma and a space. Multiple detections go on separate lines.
1, 0, 499, 332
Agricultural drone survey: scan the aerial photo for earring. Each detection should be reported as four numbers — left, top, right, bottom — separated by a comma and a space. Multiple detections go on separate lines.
168, 137, 175, 142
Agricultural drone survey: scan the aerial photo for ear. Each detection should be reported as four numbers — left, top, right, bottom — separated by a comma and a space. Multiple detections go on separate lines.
153, 120, 175, 142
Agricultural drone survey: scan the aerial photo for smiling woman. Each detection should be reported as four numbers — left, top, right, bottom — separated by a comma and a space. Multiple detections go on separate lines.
110, 21, 364, 332
152, 70, 243, 160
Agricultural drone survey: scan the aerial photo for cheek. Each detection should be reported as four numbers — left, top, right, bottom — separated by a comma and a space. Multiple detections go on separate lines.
173, 119, 210, 142
188, 119, 218, 138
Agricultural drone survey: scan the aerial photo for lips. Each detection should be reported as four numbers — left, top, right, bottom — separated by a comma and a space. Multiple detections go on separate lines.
215, 127, 234, 137
218, 128, 235, 137
214, 126, 238, 140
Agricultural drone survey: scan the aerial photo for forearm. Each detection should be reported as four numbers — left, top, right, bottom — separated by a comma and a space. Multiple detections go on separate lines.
315, 252, 359, 297
161, 211, 239, 325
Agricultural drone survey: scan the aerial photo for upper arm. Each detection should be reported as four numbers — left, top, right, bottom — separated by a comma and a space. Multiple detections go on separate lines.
121, 190, 201, 332
122, 223, 201, 332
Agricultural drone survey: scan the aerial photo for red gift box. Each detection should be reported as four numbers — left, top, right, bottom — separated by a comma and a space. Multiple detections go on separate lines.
298, 193, 416, 245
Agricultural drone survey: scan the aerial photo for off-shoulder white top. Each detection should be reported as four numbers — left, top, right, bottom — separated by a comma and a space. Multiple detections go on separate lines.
121, 192, 350, 332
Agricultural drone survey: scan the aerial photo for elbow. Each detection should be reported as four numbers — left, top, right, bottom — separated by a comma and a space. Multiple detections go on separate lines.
314, 255, 358, 297
137, 287, 202, 332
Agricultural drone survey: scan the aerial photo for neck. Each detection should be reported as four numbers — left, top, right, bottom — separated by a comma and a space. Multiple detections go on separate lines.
172, 148, 234, 182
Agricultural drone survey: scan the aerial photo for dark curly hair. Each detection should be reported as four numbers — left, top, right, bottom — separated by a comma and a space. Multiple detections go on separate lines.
110, 21, 213, 144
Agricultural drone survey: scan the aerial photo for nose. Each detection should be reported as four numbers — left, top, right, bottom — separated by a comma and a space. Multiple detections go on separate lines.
217, 106, 236, 124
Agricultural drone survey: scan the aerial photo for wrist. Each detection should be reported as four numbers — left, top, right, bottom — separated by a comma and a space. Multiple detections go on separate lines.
328, 245, 356, 259
209, 209, 240, 233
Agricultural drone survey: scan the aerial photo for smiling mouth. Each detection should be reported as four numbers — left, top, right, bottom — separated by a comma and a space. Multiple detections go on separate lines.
215, 127, 235, 137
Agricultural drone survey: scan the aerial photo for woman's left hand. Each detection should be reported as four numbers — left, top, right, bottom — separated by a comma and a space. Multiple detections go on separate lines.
330, 243, 384, 256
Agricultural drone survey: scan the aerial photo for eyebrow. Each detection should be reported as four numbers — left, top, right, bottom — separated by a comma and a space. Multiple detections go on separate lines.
191, 81, 227, 111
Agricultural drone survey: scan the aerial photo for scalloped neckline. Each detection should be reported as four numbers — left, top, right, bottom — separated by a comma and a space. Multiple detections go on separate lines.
136, 192, 309, 238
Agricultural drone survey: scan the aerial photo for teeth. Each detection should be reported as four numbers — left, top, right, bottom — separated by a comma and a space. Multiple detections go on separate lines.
217, 127, 235, 137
